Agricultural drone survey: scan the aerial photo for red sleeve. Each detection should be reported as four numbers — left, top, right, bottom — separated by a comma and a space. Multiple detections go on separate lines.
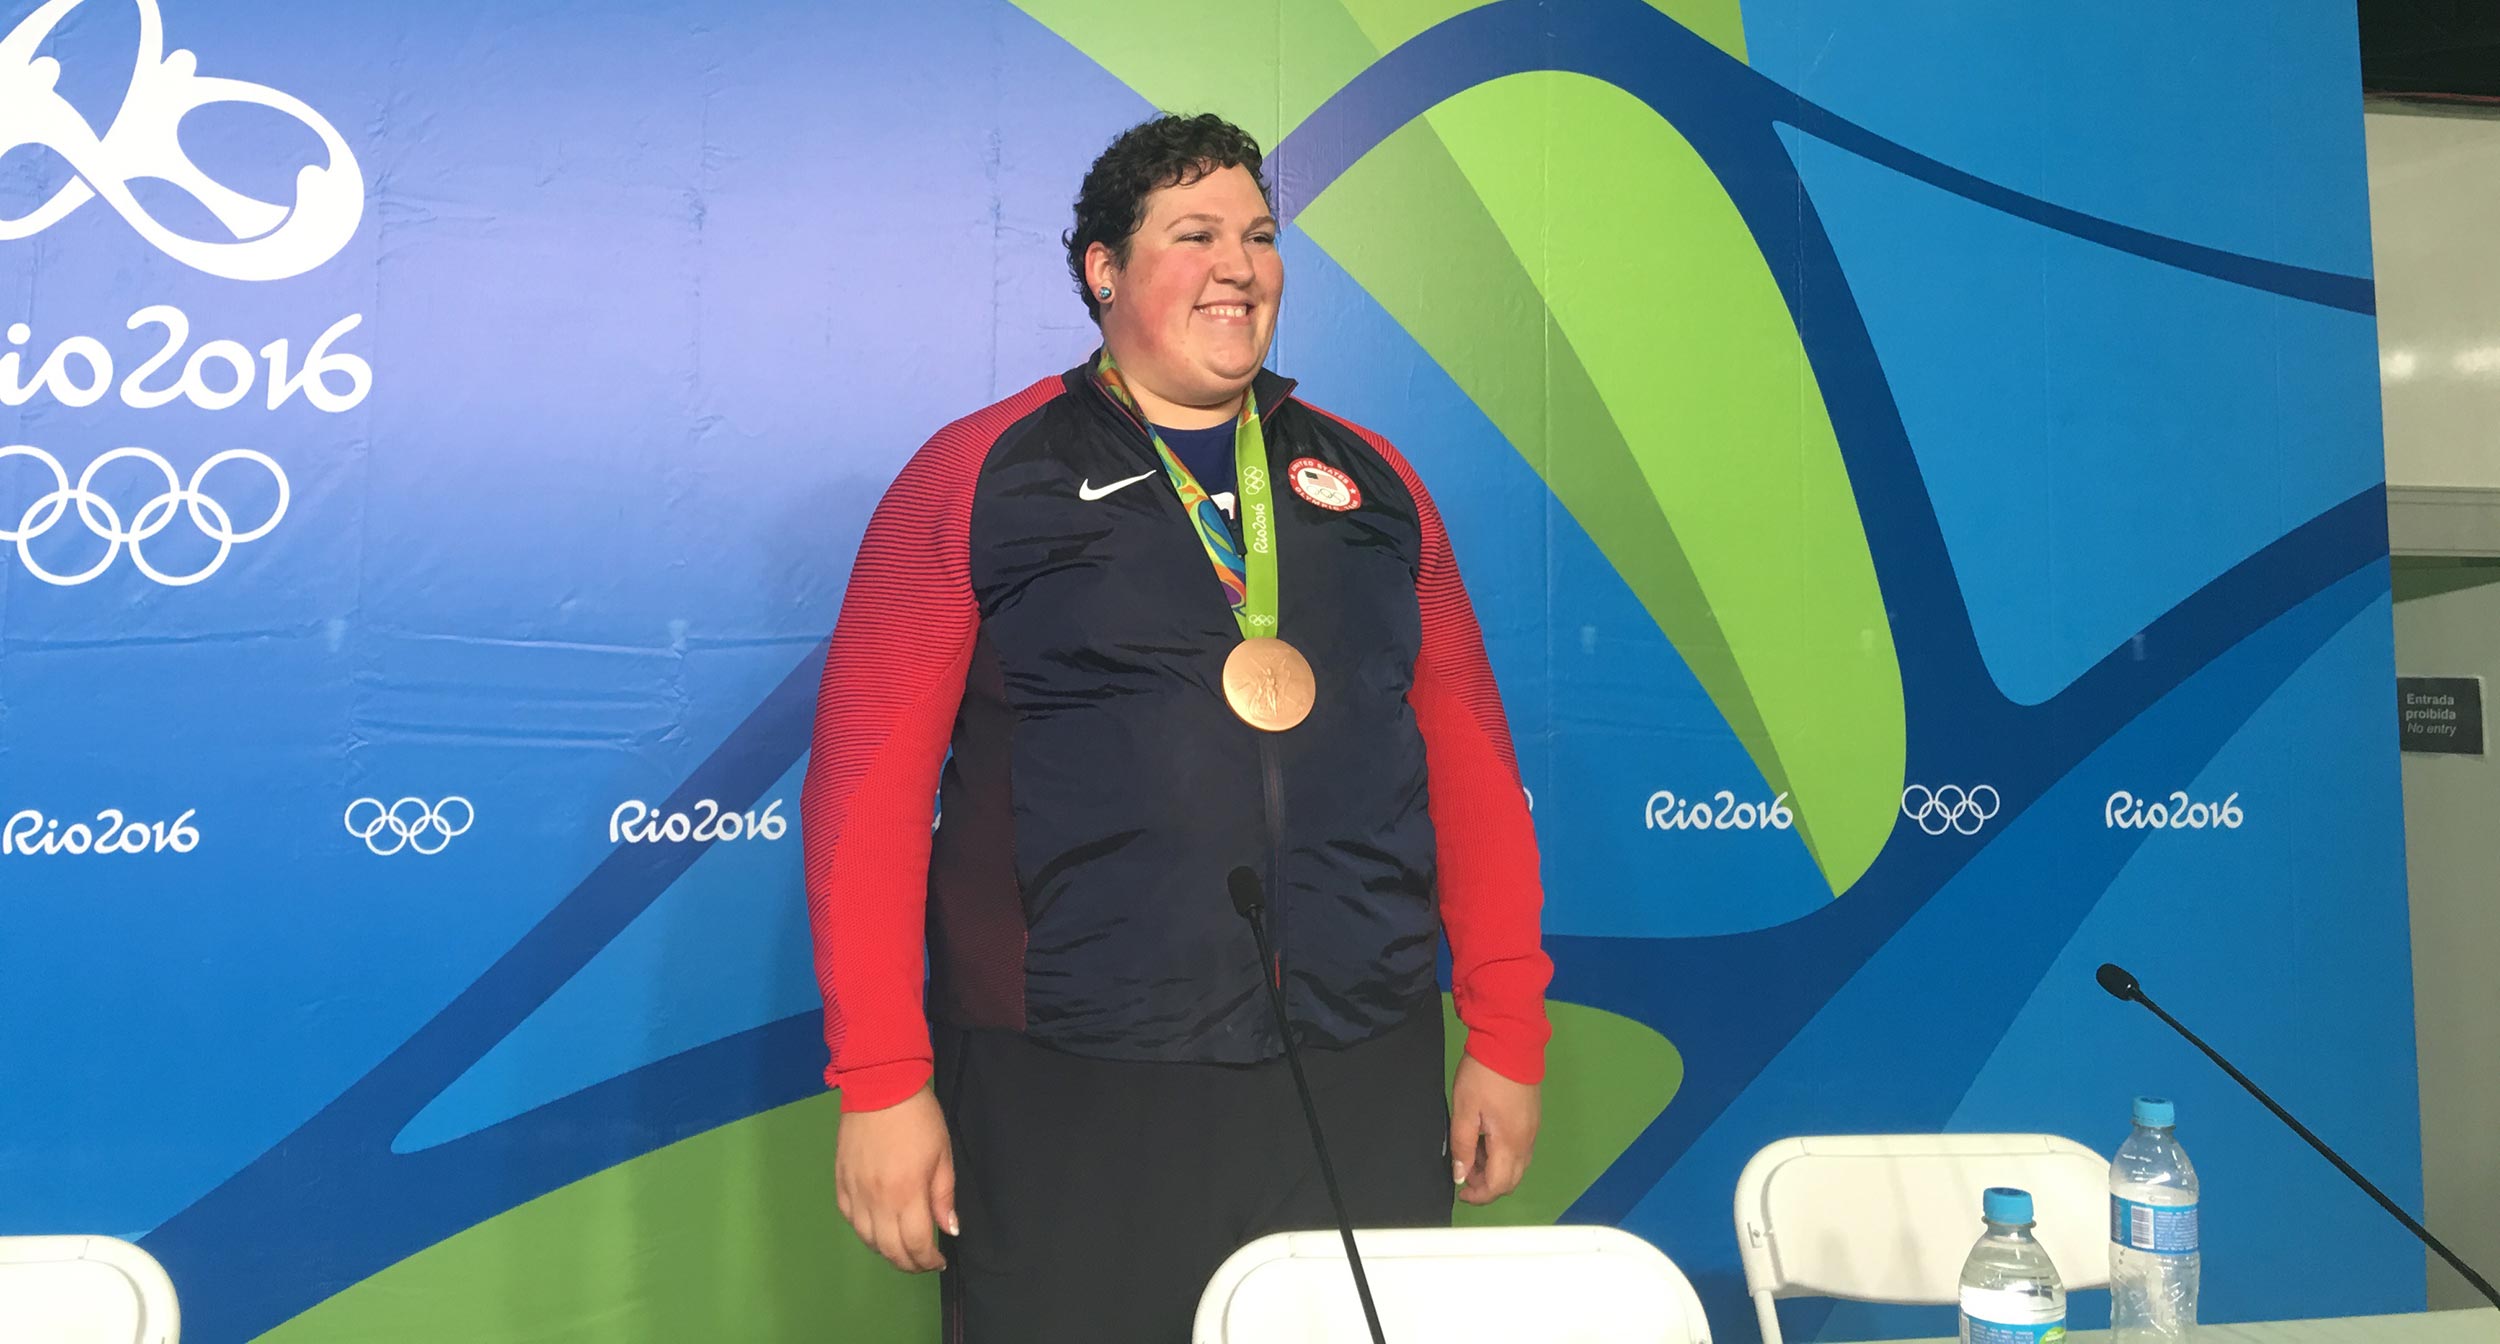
1314, 408, 1555, 1085
800, 380, 1055, 1113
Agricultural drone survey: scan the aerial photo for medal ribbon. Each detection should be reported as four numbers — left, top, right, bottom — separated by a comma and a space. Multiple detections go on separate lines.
1095, 350, 1278, 639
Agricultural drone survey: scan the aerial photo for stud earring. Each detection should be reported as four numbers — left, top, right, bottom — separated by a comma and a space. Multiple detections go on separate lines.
1097, 285, 1113, 301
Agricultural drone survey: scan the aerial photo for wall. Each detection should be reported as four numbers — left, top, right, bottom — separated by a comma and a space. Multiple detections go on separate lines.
0, 2, 2414, 1340
2393, 556, 2500, 1312
2371, 103, 2500, 1311
2368, 107, 2500, 490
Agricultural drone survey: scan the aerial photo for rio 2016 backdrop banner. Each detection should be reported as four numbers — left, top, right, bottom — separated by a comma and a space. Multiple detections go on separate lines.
0, 1, 2412, 1340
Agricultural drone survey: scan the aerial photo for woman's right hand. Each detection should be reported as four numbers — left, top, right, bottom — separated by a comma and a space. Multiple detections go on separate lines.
834, 1084, 958, 1273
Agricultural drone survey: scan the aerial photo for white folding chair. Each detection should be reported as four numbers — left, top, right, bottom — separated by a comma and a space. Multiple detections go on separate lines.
1733, 1134, 2108, 1344
1195, 1224, 1712, 1343
0, 1235, 181, 1344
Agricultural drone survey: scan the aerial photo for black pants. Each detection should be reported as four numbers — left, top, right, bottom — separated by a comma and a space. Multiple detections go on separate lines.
932, 999, 1454, 1343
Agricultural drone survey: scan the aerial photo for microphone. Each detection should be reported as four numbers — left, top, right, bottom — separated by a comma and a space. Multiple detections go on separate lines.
1227, 865, 1389, 1344
2097, 962, 2500, 1308
1228, 864, 1264, 921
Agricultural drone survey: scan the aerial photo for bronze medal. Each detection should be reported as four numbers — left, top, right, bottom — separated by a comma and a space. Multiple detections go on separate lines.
1223, 637, 1317, 732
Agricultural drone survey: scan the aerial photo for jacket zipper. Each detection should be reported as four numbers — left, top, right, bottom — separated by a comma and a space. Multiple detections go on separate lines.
1261, 735, 1288, 1004
1086, 370, 1297, 1045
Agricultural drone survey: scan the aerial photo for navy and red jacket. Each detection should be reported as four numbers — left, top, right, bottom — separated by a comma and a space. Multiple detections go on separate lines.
801, 356, 1552, 1112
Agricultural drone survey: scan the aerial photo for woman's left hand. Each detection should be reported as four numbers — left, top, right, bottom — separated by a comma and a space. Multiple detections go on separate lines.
1448, 1054, 1541, 1206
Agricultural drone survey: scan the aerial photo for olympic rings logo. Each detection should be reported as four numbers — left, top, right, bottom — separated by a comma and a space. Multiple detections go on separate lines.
1900, 784, 2000, 836
345, 797, 475, 856
0, 445, 288, 585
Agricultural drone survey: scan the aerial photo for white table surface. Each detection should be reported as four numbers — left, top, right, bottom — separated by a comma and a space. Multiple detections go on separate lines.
1871, 1308, 2500, 1343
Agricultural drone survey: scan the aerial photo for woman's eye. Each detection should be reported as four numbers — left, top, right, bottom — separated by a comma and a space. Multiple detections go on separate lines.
1250, 233, 1276, 245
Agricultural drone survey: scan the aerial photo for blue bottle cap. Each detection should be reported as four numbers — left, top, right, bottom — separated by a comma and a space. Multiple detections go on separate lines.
2133, 1096, 2177, 1128
1983, 1187, 2033, 1225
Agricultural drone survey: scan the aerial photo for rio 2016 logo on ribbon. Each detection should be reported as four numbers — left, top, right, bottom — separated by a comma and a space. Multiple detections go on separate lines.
0, 0, 364, 280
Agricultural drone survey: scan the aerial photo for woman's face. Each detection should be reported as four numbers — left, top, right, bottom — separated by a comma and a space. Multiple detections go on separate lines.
1091, 164, 1283, 420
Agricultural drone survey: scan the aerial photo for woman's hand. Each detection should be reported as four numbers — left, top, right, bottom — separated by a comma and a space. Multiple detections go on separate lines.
834, 1084, 958, 1272
1448, 1055, 1541, 1206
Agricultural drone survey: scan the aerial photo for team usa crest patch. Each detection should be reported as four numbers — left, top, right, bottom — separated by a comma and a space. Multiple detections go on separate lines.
1288, 457, 1361, 512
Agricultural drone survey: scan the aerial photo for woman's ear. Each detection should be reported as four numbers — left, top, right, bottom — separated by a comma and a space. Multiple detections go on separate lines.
1085, 241, 1119, 299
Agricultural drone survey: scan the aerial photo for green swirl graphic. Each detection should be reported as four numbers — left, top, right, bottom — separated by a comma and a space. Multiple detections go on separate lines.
259, 1001, 1674, 1340
1019, 0, 1902, 894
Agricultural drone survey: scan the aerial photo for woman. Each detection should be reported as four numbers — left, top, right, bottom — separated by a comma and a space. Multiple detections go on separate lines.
801, 112, 1552, 1342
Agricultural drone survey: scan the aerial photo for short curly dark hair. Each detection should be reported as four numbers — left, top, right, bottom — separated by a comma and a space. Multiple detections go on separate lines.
1064, 113, 1272, 326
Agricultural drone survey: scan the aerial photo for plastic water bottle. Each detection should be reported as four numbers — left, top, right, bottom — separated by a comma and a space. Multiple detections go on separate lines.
2110, 1095, 2200, 1340
1959, 1187, 2068, 1344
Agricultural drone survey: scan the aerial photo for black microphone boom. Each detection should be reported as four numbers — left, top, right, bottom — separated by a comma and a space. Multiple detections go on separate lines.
1227, 865, 1390, 1344
2096, 962, 2500, 1309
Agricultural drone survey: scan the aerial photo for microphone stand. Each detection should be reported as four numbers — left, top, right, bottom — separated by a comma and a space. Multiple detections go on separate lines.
1234, 868, 1389, 1344
2098, 963, 2500, 1309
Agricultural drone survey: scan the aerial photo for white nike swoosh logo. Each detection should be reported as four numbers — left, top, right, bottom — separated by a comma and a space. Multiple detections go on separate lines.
1077, 471, 1158, 502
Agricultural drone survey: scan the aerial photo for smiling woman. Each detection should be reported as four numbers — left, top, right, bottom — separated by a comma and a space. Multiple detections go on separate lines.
799, 111, 1554, 1341
1068, 117, 1282, 427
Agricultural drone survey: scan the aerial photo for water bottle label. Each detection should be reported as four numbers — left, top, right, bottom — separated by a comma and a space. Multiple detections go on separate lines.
2110, 1194, 2199, 1254
1960, 1318, 2067, 1344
